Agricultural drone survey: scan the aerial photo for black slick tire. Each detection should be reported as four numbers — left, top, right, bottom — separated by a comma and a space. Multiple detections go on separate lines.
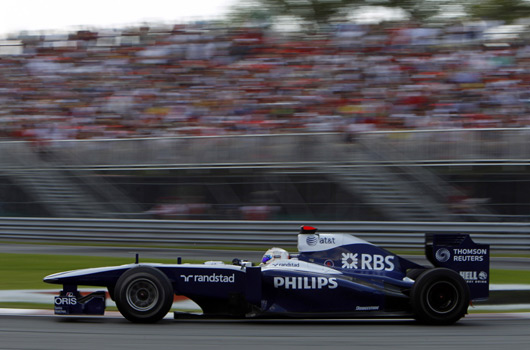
114, 266, 174, 323
410, 268, 469, 325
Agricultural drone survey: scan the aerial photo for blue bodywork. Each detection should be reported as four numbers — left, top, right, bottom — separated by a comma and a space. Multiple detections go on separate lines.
44, 227, 490, 321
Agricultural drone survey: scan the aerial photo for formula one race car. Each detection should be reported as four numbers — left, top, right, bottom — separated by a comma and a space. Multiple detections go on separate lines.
44, 226, 490, 325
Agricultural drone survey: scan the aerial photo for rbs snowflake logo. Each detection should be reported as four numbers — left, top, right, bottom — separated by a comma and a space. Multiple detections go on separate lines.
341, 252, 395, 271
342, 253, 359, 269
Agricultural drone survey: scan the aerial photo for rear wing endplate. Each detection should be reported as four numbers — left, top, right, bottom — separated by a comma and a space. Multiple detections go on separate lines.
425, 234, 490, 300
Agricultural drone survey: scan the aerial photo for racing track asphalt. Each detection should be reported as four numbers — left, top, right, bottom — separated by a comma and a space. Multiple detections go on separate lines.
1, 314, 529, 350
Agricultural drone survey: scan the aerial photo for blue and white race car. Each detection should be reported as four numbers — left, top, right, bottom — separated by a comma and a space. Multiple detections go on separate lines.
44, 226, 490, 325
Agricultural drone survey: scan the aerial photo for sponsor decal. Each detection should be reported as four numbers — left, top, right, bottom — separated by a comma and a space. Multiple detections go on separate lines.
324, 259, 334, 267
273, 276, 338, 290
306, 235, 336, 246
55, 296, 77, 305
341, 253, 395, 271
460, 271, 488, 284
436, 247, 488, 263
451, 248, 487, 262
269, 261, 301, 268
454, 248, 488, 255
355, 306, 379, 311
180, 273, 235, 283
342, 252, 358, 269
435, 248, 451, 263
306, 235, 318, 246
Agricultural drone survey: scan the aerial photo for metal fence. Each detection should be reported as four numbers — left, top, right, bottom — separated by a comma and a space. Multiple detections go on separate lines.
0, 217, 528, 251
0, 134, 340, 168
362, 128, 530, 165
3, 128, 530, 169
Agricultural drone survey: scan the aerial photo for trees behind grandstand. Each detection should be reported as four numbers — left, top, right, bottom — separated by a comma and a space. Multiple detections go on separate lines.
229, 0, 530, 26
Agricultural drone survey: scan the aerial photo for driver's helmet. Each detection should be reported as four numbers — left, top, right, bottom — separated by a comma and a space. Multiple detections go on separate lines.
261, 247, 289, 265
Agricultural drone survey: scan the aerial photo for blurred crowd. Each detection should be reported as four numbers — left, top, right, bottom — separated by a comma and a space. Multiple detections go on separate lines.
1, 21, 530, 142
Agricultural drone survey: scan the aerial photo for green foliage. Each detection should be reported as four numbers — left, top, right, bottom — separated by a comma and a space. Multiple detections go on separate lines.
384, 0, 451, 21
258, 0, 361, 23
228, 0, 363, 27
229, 0, 434, 25
467, 0, 530, 23
229, 0, 530, 25
0, 253, 182, 290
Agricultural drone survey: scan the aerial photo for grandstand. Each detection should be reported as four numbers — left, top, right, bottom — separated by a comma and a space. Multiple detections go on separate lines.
1, 21, 530, 221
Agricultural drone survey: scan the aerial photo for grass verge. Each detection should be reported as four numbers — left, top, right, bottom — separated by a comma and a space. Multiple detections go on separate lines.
1, 253, 529, 290
0, 253, 528, 311
0, 253, 198, 290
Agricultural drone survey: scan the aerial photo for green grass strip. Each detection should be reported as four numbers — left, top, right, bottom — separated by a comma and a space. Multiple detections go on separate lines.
0, 253, 192, 290
0, 253, 529, 290
490, 269, 530, 284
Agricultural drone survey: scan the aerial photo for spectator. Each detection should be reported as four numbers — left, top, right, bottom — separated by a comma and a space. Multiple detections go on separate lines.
1, 21, 530, 142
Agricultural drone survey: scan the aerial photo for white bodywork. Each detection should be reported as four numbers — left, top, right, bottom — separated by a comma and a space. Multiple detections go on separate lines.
298, 233, 372, 252
261, 259, 342, 275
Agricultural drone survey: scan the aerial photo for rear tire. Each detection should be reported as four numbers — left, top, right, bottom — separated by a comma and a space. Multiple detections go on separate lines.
114, 266, 173, 323
411, 268, 469, 325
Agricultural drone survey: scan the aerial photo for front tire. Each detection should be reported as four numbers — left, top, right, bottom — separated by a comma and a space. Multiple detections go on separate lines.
114, 266, 174, 323
411, 268, 469, 325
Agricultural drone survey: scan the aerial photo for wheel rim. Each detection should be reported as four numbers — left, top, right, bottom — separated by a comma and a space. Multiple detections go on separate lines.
426, 281, 459, 314
126, 278, 159, 312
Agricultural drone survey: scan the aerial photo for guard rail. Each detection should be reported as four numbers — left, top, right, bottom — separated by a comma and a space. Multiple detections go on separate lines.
0, 217, 528, 251
4, 128, 530, 169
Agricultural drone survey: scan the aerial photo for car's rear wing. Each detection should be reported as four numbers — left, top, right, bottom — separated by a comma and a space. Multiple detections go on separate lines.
425, 233, 490, 301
